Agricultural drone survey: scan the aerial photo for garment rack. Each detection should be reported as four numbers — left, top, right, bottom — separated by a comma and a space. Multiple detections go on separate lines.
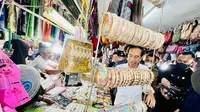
6, 1, 73, 35
162, 15, 200, 33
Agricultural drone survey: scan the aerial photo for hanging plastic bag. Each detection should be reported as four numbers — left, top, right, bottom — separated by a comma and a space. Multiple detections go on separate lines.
0, 50, 30, 108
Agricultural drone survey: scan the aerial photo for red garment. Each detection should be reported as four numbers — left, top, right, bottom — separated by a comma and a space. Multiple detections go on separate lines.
90, 36, 98, 50
42, 22, 52, 41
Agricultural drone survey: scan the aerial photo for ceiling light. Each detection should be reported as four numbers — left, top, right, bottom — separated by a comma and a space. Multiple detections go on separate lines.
43, 7, 75, 35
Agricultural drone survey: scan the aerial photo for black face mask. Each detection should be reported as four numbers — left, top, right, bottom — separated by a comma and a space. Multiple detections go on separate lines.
176, 61, 188, 70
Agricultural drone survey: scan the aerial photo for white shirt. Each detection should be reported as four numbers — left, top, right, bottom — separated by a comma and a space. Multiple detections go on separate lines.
29, 56, 47, 72
114, 63, 153, 105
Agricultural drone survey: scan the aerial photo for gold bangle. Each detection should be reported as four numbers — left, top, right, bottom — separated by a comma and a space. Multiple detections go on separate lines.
109, 68, 116, 88
118, 69, 124, 87
113, 68, 120, 88
104, 68, 112, 88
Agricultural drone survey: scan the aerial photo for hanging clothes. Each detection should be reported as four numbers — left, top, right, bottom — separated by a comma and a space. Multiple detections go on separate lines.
26, 0, 38, 37
7, 3, 17, 32
34, 0, 43, 39
15, 0, 27, 35
0, 5, 7, 31
119, 0, 133, 20
109, 0, 121, 15
132, 0, 143, 25
50, 5, 60, 41
42, 22, 52, 41
59, 30, 65, 45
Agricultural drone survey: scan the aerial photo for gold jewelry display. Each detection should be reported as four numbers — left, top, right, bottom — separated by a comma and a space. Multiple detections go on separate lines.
58, 39, 93, 73
102, 13, 165, 49
96, 67, 155, 88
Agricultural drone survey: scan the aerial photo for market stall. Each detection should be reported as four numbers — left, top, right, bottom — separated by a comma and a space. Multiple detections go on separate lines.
1, 0, 200, 112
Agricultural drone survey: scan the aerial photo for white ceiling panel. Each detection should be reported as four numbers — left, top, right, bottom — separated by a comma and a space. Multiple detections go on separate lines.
142, 0, 200, 31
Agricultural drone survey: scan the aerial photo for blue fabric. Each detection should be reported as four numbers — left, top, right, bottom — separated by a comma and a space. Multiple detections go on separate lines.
0, 5, 6, 30
180, 88, 200, 112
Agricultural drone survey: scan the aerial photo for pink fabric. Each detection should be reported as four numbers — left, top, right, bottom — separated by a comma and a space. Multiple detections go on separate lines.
0, 50, 30, 108
3, 106, 16, 112
177, 46, 183, 54
166, 45, 178, 53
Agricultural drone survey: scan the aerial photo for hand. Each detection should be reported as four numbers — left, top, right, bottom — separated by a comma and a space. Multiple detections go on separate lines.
144, 92, 156, 108
175, 109, 180, 112
161, 78, 170, 88
160, 89, 169, 100
42, 97, 55, 105
3, 49, 14, 57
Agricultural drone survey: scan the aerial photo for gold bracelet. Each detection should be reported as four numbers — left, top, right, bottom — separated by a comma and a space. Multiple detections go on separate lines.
118, 69, 124, 87
104, 68, 112, 88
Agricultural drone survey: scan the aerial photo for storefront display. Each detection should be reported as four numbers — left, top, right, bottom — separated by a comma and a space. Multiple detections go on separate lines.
3, 0, 200, 111
58, 38, 93, 73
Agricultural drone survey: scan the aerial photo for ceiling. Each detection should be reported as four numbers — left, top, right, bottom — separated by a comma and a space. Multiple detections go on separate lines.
142, 0, 200, 31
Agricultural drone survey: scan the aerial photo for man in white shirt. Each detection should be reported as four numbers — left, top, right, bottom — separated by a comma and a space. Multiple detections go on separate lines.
114, 45, 156, 108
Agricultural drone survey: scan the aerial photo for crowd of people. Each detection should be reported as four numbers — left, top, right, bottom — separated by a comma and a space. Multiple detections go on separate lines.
1, 38, 200, 112
108, 45, 200, 112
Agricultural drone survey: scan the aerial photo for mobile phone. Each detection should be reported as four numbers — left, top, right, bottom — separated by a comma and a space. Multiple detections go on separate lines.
163, 88, 168, 94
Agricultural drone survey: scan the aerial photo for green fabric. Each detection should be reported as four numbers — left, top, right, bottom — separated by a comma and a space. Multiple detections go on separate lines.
27, 0, 38, 37
172, 29, 181, 43
35, 0, 43, 39
8, 28, 12, 51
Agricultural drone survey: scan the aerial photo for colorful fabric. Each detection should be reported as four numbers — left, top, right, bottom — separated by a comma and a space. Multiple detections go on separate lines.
27, 0, 38, 37
16, 0, 27, 35
120, 0, 133, 20
42, 22, 52, 41
0, 5, 6, 30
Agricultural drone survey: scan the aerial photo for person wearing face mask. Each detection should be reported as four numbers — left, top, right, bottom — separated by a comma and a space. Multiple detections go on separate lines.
175, 68, 200, 112
145, 53, 160, 70
153, 52, 195, 112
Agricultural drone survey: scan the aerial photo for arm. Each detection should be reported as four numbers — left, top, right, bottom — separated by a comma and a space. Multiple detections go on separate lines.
142, 85, 156, 108
45, 69, 63, 75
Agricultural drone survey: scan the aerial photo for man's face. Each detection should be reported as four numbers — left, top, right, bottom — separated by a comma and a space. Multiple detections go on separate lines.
112, 54, 119, 63
177, 54, 193, 65
146, 56, 159, 64
127, 48, 142, 68
146, 56, 153, 63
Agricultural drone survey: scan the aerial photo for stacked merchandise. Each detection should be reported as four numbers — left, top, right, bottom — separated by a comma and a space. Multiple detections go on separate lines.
102, 13, 165, 49
163, 21, 200, 57
62, 83, 98, 102
95, 67, 154, 88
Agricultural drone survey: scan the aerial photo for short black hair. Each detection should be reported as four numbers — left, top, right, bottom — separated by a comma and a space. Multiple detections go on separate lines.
113, 50, 126, 57
113, 52, 119, 56
126, 45, 144, 57
180, 52, 195, 59
147, 53, 159, 62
